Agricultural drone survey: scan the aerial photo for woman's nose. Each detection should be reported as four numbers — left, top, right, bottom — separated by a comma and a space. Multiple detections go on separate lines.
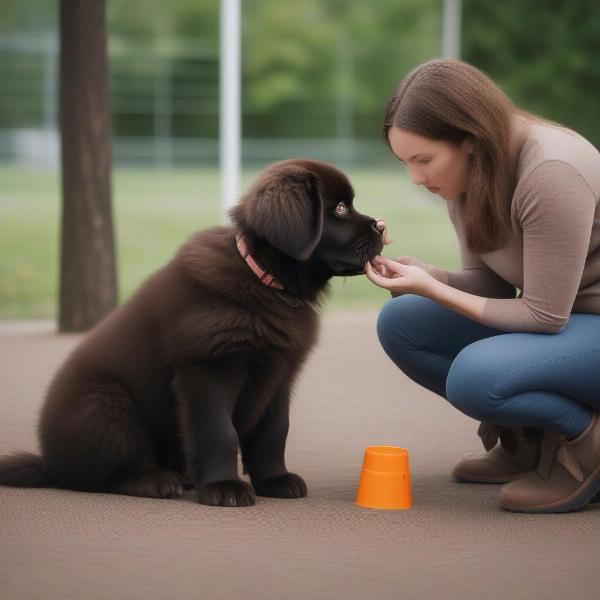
407, 164, 427, 185
410, 171, 427, 185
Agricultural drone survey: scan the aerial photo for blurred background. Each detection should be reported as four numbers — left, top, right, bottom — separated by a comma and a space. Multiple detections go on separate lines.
1, 0, 599, 319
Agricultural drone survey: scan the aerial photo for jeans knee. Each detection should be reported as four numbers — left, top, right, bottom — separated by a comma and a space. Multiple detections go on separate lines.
446, 344, 501, 420
376, 295, 422, 357
376, 298, 397, 354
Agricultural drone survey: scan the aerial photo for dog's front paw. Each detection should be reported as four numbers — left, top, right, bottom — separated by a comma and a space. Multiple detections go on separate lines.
253, 473, 307, 498
196, 479, 256, 507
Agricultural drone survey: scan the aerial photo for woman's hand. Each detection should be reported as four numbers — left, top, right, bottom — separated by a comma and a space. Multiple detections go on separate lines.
365, 256, 439, 297
392, 255, 448, 281
393, 255, 433, 272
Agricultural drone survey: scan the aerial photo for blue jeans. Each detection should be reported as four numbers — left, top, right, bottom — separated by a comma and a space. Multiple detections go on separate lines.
376, 295, 600, 438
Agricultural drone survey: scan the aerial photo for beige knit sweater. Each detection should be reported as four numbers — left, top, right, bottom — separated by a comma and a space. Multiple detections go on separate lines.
445, 121, 600, 333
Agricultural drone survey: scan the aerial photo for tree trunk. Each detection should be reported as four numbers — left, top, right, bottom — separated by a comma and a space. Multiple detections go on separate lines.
59, 0, 117, 332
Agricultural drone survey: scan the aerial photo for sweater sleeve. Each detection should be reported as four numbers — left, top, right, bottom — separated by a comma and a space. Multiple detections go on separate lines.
480, 160, 597, 333
444, 199, 517, 299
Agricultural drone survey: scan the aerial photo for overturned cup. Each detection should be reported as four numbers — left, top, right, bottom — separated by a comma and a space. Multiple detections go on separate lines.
355, 446, 412, 510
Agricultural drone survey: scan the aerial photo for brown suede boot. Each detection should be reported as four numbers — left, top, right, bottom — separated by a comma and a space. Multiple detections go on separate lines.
500, 412, 600, 513
452, 422, 543, 483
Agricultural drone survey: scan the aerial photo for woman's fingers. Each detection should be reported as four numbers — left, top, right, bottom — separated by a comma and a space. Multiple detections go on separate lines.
374, 255, 407, 275
373, 262, 390, 277
365, 261, 393, 289
371, 258, 402, 279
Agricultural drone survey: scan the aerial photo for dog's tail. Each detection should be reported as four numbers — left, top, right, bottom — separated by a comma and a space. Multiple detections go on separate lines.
0, 451, 56, 487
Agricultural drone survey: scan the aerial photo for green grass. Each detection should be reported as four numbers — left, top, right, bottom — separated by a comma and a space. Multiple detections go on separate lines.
0, 164, 461, 319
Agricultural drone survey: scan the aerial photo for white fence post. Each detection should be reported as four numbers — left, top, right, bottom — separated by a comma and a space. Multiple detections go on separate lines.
442, 0, 462, 59
220, 0, 241, 222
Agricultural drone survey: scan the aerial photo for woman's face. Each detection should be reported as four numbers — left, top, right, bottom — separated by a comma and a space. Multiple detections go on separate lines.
387, 127, 473, 200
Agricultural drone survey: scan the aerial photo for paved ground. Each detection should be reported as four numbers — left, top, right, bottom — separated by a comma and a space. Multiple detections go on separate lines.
1, 313, 599, 599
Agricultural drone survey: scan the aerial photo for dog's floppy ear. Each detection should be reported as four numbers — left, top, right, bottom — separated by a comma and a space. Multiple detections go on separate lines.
239, 165, 324, 261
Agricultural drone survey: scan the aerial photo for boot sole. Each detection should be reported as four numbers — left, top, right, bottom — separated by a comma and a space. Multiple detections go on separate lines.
454, 473, 525, 484
501, 464, 600, 513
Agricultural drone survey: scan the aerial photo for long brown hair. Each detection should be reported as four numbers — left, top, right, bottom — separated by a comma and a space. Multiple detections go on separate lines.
383, 59, 521, 254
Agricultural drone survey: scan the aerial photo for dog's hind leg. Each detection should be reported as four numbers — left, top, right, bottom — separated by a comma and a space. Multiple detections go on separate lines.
41, 382, 183, 499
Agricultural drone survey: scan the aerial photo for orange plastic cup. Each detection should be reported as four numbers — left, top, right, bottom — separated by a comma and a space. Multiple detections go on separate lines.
355, 446, 412, 510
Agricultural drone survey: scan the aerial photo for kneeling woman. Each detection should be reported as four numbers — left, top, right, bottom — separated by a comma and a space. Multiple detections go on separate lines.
366, 58, 600, 514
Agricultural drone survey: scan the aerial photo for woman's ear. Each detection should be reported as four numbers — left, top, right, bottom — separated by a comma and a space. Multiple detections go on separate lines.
463, 136, 474, 154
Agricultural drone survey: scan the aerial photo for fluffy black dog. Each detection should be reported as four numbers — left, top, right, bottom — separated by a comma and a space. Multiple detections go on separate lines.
0, 159, 385, 507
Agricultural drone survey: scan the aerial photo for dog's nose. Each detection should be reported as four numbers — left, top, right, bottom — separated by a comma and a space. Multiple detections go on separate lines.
372, 218, 390, 245
372, 219, 386, 234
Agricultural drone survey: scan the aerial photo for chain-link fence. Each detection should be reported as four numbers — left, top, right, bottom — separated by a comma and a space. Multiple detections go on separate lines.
0, 33, 393, 170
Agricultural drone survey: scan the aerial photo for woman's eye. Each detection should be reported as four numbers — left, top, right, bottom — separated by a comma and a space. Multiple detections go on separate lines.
418, 159, 431, 165
335, 202, 347, 216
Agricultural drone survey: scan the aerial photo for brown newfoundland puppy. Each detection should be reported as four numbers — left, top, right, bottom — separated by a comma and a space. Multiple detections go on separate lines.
0, 159, 385, 507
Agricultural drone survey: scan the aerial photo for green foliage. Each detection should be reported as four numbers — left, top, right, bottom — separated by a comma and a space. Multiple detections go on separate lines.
2, 2, 600, 145
0, 0, 56, 33
241, 0, 441, 138
0, 1, 442, 141
463, 0, 600, 147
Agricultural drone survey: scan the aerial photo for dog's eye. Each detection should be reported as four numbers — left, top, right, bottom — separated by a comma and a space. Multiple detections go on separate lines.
335, 202, 348, 216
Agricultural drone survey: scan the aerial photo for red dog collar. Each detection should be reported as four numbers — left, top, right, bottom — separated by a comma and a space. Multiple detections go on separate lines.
235, 233, 284, 290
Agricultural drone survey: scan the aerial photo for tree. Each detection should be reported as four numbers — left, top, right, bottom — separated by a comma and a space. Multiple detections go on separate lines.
463, 0, 600, 148
59, 0, 117, 331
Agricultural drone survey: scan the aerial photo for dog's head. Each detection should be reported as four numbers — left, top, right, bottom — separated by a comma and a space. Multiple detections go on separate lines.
230, 159, 385, 276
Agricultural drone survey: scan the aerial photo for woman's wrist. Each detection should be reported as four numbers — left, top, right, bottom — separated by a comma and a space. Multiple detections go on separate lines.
429, 266, 449, 285
426, 277, 487, 321
424, 274, 445, 299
